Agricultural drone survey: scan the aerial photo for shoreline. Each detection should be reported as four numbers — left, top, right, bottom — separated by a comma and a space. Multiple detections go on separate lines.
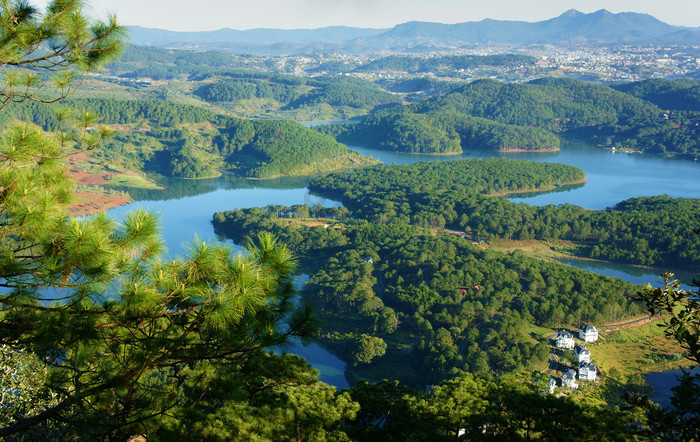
68, 191, 131, 216
488, 178, 588, 198
497, 146, 561, 153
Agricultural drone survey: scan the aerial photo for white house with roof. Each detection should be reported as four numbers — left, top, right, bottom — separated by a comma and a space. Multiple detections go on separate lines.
562, 369, 578, 389
555, 329, 575, 349
579, 362, 597, 381
574, 345, 591, 363
579, 325, 599, 342
548, 378, 557, 394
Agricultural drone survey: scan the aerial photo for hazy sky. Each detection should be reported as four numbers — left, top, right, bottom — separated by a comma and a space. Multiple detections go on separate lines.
40, 0, 700, 31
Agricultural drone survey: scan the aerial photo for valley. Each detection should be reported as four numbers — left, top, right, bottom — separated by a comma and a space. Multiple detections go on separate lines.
2, 5, 699, 436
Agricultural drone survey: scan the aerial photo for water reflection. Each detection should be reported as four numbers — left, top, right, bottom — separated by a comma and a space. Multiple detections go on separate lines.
107, 173, 315, 203
106, 186, 341, 258
509, 182, 586, 199
287, 275, 349, 388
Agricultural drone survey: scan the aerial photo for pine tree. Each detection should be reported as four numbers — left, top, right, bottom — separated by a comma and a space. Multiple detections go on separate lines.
0, 1, 321, 438
1, 0, 124, 109
633, 273, 700, 440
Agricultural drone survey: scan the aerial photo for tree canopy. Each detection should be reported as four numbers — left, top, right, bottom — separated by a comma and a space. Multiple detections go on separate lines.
320, 77, 700, 158
0, 0, 125, 109
0, 2, 331, 438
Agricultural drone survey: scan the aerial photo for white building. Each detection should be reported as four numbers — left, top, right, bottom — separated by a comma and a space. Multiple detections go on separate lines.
579, 325, 599, 342
579, 362, 597, 382
562, 369, 578, 389
555, 329, 575, 349
574, 345, 591, 363
548, 378, 557, 394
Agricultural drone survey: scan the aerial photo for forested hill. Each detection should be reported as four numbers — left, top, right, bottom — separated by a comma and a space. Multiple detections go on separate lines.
318, 77, 700, 158
0, 99, 376, 179
308, 161, 700, 270
200, 71, 401, 113
213, 208, 642, 385
209, 159, 699, 385
311, 159, 586, 202
612, 78, 700, 112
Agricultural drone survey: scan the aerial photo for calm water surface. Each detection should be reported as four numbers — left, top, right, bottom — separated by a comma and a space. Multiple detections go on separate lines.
557, 258, 696, 290
646, 368, 699, 407
106, 139, 700, 387
350, 140, 700, 210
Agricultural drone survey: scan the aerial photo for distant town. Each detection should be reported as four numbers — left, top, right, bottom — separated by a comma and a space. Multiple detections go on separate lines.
100, 43, 700, 88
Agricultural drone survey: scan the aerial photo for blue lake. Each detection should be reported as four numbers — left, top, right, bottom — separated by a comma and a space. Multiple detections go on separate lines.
350, 139, 700, 210
646, 368, 699, 408
556, 258, 696, 291
106, 139, 700, 387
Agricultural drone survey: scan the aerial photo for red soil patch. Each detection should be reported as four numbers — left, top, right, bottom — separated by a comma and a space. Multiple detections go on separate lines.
68, 170, 110, 185
66, 152, 88, 164
68, 191, 130, 216
65, 153, 134, 215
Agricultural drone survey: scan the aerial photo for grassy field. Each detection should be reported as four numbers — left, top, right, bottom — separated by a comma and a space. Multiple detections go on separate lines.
487, 237, 582, 260
104, 173, 163, 189
553, 319, 687, 405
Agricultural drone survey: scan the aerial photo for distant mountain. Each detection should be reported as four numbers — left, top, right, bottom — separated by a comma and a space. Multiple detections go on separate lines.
127, 10, 698, 54
535, 9, 678, 42
356, 9, 685, 48
651, 29, 700, 44
127, 25, 388, 46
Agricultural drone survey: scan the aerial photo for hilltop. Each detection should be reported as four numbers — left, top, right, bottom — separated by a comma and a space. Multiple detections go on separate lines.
128, 10, 699, 54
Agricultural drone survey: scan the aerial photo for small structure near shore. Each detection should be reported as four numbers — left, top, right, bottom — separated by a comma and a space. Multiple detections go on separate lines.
579, 325, 599, 342
555, 329, 575, 349
574, 345, 591, 363
579, 362, 597, 382
562, 369, 578, 389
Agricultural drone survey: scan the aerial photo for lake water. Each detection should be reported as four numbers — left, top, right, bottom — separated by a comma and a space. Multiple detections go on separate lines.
106, 139, 700, 387
646, 368, 699, 408
556, 258, 696, 291
351, 139, 700, 210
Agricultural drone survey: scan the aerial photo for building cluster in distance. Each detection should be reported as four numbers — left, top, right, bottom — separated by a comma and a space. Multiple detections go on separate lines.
102, 43, 700, 89
249, 44, 700, 84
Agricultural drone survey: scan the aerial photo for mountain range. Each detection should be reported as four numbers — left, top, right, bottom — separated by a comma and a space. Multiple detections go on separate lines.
128, 9, 700, 54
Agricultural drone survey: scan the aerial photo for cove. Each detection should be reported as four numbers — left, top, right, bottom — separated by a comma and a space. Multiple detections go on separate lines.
105, 139, 699, 388
106, 180, 349, 387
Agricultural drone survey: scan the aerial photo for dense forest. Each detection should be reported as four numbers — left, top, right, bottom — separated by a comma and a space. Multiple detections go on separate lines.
213, 204, 642, 386
318, 77, 700, 157
202, 72, 402, 112
612, 78, 700, 112
4, 2, 697, 438
375, 76, 467, 99
308, 160, 700, 269
209, 159, 668, 385
317, 108, 561, 154
0, 98, 375, 179
107, 44, 272, 80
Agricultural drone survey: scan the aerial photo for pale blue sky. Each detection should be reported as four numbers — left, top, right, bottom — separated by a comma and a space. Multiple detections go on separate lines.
39, 0, 700, 31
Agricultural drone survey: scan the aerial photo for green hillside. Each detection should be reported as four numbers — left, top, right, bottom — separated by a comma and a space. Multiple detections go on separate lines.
320, 77, 700, 157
